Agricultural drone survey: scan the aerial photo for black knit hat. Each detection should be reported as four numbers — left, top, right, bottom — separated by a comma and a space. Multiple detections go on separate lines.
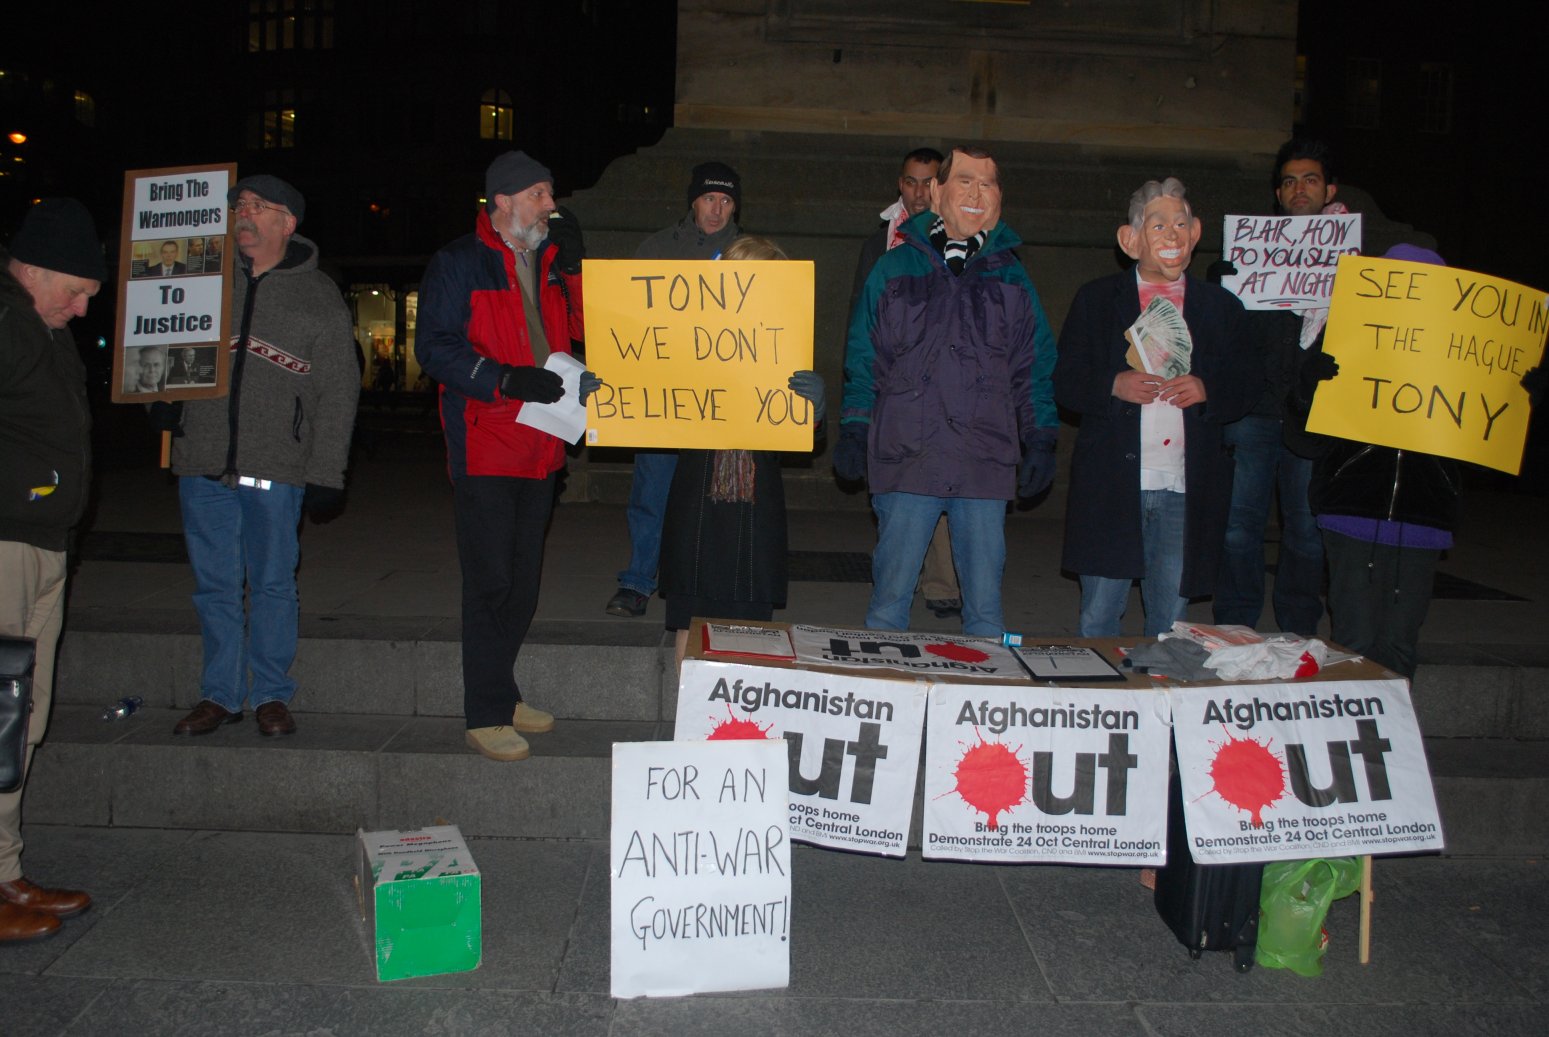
229, 174, 305, 223
686, 161, 741, 210
8, 198, 106, 282
485, 151, 552, 211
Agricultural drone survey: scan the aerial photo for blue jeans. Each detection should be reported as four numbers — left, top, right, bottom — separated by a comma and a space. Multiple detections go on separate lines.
1214, 415, 1324, 635
179, 476, 305, 711
1079, 489, 1186, 638
867, 493, 1006, 638
617, 450, 678, 596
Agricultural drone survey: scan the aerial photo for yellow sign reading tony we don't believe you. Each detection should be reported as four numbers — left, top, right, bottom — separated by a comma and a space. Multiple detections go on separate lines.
1308, 255, 1548, 474
581, 259, 815, 450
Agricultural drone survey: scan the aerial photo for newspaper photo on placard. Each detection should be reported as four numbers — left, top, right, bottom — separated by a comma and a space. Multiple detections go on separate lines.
790, 624, 1029, 682
1168, 679, 1444, 864
922, 683, 1171, 865
114, 163, 236, 403
674, 658, 928, 857
611, 740, 790, 998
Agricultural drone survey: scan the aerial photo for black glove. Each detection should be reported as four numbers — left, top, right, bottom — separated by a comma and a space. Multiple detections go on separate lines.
547, 205, 585, 276
788, 370, 826, 423
579, 370, 603, 406
498, 364, 564, 403
1298, 350, 1340, 398
1205, 259, 1238, 285
303, 483, 345, 521
1017, 428, 1058, 498
147, 400, 184, 436
1522, 365, 1546, 408
833, 423, 868, 483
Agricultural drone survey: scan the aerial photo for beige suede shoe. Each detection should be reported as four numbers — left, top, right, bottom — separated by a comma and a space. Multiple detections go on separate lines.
512, 701, 555, 733
465, 726, 530, 761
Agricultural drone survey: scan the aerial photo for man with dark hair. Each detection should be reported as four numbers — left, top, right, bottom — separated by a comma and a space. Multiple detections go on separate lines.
0, 198, 103, 942
838, 146, 1059, 638
604, 161, 742, 619
416, 151, 597, 762
1212, 138, 1341, 636
151, 240, 186, 277
160, 174, 360, 739
844, 146, 964, 618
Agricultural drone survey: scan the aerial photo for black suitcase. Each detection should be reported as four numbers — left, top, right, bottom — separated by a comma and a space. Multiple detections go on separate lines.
0, 636, 36, 793
1154, 750, 1264, 972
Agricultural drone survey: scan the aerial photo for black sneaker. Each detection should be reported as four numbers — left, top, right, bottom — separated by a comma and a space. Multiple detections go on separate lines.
926, 597, 963, 619
605, 588, 649, 617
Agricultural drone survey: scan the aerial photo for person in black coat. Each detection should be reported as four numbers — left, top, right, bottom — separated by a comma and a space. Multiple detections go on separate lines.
1057, 177, 1259, 637
659, 235, 825, 668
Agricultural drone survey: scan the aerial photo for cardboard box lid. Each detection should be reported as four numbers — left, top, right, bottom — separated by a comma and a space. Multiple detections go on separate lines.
358, 825, 479, 886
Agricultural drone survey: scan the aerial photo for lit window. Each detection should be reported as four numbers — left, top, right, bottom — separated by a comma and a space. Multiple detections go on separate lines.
480, 88, 513, 141
247, 0, 333, 52
249, 88, 297, 149
74, 90, 96, 127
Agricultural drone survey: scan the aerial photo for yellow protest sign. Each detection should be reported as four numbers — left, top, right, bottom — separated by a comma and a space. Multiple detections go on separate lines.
581, 259, 815, 450
1307, 254, 1548, 474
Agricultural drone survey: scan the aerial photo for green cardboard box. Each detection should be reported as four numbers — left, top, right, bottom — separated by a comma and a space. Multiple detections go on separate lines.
357, 825, 481, 982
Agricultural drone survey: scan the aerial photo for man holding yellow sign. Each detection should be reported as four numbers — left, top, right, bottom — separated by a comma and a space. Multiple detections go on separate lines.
1293, 244, 1546, 677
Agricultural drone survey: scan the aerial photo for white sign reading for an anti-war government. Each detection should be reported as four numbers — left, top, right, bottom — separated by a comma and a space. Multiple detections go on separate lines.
923, 683, 1171, 865
674, 659, 927, 858
1168, 680, 1444, 864
1219, 212, 1362, 310
610, 739, 791, 999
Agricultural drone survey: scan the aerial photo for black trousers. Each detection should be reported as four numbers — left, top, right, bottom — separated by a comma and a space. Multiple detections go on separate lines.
453, 474, 556, 728
1322, 529, 1439, 680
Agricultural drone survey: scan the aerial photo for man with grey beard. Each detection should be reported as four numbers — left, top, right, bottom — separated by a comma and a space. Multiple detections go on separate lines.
415, 151, 596, 763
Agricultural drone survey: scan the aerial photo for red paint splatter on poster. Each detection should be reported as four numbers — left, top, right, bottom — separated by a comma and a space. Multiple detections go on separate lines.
1205, 728, 1285, 827
943, 729, 1029, 830
924, 641, 990, 663
706, 706, 774, 741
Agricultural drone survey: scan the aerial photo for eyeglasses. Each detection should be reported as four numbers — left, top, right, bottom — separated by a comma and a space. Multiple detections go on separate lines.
229, 198, 290, 216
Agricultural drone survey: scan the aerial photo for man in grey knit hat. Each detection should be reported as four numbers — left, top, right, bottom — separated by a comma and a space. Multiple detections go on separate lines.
157, 174, 360, 739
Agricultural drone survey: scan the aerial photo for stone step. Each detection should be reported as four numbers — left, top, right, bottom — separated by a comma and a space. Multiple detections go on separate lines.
56, 627, 1549, 742
25, 705, 1549, 858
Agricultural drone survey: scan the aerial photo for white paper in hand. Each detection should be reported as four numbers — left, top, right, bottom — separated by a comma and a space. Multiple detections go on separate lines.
514, 352, 590, 444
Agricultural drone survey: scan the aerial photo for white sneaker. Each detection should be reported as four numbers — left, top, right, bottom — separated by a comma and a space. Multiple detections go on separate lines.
512, 701, 555, 733
465, 726, 529, 761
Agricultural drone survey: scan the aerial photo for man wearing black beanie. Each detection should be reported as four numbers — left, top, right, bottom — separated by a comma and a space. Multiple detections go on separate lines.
0, 197, 104, 942
604, 159, 742, 619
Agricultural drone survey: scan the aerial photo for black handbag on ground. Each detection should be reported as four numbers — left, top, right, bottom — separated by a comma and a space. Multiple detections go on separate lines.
0, 636, 37, 793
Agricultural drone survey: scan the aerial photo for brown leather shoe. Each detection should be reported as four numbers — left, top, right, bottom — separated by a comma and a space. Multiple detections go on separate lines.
173, 700, 243, 736
0, 901, 60, 943
255, 701, 297, 736
0, 877, 91, 918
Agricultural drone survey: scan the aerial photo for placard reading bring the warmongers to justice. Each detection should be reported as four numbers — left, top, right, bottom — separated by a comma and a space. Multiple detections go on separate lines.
113, 163, 236, 404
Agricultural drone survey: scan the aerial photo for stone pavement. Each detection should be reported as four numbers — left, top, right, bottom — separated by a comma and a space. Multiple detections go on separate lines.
6, 417, 1549, 1034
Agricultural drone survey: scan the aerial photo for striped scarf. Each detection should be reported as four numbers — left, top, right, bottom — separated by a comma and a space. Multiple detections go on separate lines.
929, 218, 986, 274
